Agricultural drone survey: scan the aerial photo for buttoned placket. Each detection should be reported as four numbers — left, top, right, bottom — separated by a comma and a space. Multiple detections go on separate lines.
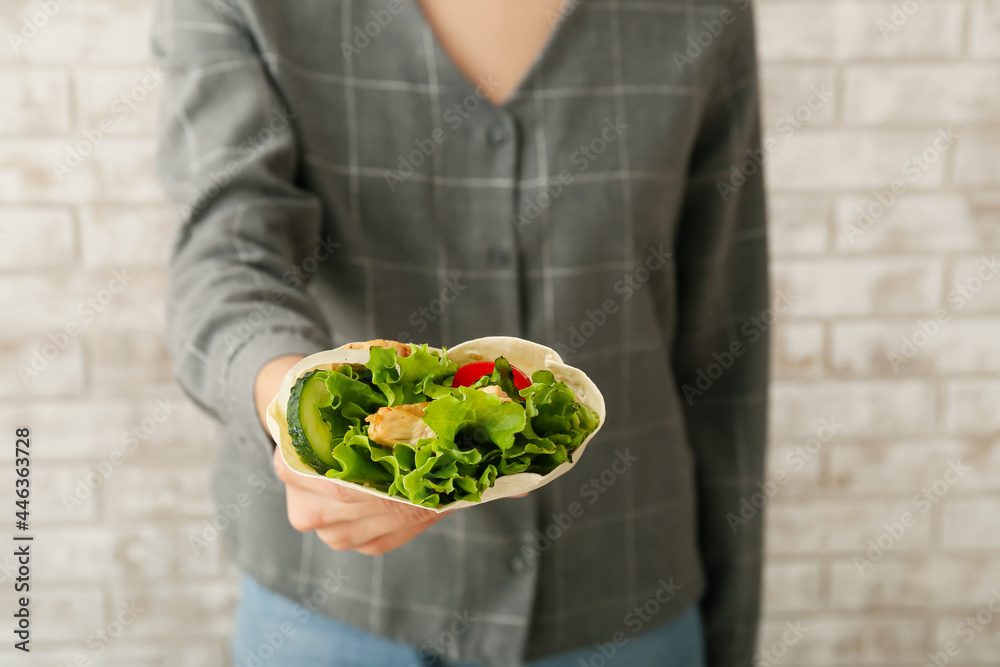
483, 110, 519, 271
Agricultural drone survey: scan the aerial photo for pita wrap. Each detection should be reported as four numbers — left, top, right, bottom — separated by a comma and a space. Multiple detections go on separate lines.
266, 336, 606, 512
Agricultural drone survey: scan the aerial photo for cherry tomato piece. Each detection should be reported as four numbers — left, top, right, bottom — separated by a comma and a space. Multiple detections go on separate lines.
451, 360, 533, 391
451, 361, 496, 388
511, 367, 531, 391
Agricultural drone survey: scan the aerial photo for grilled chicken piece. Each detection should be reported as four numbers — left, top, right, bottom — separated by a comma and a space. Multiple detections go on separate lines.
365, 402, 434, 447
344, 339, 412, 357
365, 386, 510, 447
479, 385, 513, 403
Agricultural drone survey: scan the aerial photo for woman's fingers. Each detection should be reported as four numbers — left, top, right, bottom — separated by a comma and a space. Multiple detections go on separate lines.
273, 434, 447, 555
284, 485, 387, 531
272, 444, 375, 503
354, 518, 442, 556
374, 496, 442, 524
314, 510, 437, 552
283, 479, 441, 536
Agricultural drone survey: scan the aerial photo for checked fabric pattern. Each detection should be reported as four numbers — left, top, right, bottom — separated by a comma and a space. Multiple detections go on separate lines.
153, 0, 769, 664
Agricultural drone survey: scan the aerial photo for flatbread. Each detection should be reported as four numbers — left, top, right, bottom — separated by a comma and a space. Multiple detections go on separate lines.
265, 336, 606, 512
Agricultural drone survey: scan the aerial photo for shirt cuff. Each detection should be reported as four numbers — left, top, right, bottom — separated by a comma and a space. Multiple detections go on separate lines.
222, 329, 331, 457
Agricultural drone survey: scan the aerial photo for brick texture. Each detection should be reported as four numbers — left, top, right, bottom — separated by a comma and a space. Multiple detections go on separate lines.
755, 0, 1000, 661
0, 0, 996, 665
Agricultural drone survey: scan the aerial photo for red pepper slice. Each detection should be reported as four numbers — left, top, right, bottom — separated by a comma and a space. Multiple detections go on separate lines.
510, 367, 531, 390
452, 361, 532, 391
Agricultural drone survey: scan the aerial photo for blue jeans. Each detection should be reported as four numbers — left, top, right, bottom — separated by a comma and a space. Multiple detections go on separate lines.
231, 572, 706, 667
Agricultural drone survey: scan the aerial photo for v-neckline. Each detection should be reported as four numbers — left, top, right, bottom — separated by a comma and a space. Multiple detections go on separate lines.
409, 0, 584, 111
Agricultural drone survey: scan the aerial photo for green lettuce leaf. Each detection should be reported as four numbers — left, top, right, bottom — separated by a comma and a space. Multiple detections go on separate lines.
364, 345, 457, 406
290, 349, 599, 508
420, 386, 527, 453
471, 356, 522, 402
520, 370, 600, 456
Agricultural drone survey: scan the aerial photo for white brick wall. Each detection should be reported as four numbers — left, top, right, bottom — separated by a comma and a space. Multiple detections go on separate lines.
0, 1, 996, 665
758, 0, 1000, 662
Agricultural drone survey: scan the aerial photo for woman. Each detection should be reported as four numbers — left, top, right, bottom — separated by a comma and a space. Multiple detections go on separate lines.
153, 1, 769, 665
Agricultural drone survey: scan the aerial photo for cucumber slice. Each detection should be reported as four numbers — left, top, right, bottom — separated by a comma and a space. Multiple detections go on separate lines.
287, 370, 336, 473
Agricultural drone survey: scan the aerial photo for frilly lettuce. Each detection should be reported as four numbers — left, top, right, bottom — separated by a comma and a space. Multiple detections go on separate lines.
290, 346, 600, 508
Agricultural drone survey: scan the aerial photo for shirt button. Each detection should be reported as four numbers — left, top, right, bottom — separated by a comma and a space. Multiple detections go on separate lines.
509, 556, 527, 574
488, 246, 512, 265
487, 125, 509, 146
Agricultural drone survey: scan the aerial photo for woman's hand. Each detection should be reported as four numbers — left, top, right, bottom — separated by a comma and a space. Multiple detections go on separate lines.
254, 354, 306, 430
272, 444, 444, 555
255, 354, 444, 555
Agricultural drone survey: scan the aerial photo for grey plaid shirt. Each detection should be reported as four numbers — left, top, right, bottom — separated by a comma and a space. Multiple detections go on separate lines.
153, 1, 769, 665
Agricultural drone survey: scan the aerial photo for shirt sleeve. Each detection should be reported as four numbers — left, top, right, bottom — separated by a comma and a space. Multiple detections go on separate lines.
152, 0, 333, 454
670, 8, 770, 666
